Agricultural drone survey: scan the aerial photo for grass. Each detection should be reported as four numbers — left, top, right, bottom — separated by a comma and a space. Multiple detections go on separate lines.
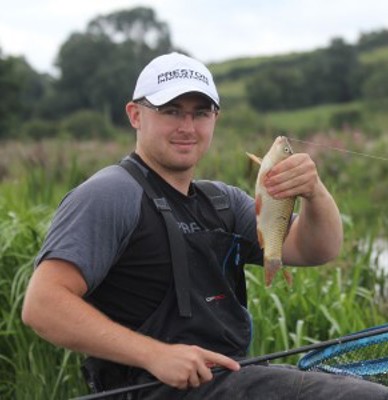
359, 46, 388, 65
245, 203, 388, 361
246, 259, 386, 363
0, 132, 387, 398
0, 200, 88, 399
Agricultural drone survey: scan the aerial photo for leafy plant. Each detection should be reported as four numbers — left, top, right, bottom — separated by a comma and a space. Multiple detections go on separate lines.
0, 133, 387, 398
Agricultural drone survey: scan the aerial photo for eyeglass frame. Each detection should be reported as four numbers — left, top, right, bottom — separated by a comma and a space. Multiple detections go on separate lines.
134, 98, 219, 122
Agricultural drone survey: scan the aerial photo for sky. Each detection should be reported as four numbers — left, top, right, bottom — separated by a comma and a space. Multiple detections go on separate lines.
1, 0, 388, 75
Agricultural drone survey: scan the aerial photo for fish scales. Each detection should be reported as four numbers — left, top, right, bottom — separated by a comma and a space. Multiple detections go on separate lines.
247, 136, 296, 286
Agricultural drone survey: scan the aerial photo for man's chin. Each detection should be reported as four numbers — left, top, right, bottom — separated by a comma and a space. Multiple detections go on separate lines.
167, 162, 196, 172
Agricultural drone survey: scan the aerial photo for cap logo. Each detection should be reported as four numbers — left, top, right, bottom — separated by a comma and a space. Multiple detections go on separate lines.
157, 69, 209, 86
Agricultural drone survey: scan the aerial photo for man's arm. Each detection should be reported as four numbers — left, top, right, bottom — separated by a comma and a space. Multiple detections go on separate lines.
263, 153, 343, 266
22, 259, 240, 389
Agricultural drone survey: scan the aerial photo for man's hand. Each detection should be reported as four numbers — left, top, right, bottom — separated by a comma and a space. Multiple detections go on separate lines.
145, 343, 240, 389
264, 153, 319, 200
270, 154, 344, 266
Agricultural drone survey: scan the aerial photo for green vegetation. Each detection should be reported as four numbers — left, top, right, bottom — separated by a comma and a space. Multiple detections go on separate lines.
1, 5, 388, 399
2, 10, 388, 140
1, 125, 388, 398
0, 197, 86, 399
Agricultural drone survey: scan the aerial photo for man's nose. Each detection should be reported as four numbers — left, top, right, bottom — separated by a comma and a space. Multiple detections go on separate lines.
178, 112, 196, 131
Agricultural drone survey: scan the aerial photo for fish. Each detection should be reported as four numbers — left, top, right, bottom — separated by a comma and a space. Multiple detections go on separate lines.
247, 136, 296, 287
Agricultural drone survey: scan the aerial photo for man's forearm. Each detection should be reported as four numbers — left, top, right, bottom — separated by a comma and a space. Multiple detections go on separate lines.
22, 260, 164, 371
22, 279, 161, 369
284, 179, 343, 266
22, 260, 241, 390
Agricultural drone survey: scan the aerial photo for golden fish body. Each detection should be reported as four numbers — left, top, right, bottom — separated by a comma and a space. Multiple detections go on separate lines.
247, 136, 295, 286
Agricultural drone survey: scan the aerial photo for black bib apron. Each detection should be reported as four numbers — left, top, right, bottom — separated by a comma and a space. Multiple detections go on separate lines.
83, 230, 252, 399
82, 158, 253, 398
136, 230, 252, 356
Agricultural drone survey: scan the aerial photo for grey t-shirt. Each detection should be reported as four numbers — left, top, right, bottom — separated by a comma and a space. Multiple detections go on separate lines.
36, 165, 261, 289
35, 158, 263, 327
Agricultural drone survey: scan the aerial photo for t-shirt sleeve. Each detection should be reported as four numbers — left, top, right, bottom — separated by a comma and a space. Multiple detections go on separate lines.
34, 165, 143, 293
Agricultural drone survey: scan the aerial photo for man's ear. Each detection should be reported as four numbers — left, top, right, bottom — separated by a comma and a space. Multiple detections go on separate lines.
126, 102, 141, 129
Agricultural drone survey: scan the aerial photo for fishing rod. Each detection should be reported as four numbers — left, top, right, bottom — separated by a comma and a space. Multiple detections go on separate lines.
71, 324, 388, 400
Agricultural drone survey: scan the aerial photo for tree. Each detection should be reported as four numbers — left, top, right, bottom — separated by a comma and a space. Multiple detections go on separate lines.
362, 63, 388, 109
87, 7, 172, 54
0, 50, 22, 137
357, 29, 388, 52
11, 56, 52, 120
246, 38, 362, 112
321, 38, 361, 103
246, 70, 282, 112
55, 33, 115, 113
301, 39, 361, 105
54, 7, 176, 125
246, 66, 307, 112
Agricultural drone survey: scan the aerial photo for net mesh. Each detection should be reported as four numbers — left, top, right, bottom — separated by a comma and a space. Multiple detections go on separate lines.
298, 332, 388, 386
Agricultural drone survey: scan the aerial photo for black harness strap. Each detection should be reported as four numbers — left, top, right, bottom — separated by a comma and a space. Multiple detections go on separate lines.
195, 180, 247, 306
194, 180, 235, 231
120, 158, 192, 318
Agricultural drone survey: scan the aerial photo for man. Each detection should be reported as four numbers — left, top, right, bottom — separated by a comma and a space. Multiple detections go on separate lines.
22, 53, 388, 399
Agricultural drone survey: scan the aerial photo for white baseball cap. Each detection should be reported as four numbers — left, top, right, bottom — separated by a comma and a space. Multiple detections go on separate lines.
132, 52, 220, 107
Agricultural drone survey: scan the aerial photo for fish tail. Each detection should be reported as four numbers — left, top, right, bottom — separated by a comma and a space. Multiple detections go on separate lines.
264, 258, 282, 287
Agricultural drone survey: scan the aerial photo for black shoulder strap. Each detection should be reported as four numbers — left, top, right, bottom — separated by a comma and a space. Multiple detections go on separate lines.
195, 180, 235, 232
119, 158, 192, 318
195, 180, 246, 307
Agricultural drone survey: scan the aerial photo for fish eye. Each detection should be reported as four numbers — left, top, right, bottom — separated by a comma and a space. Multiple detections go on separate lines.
284, 147, 290, 153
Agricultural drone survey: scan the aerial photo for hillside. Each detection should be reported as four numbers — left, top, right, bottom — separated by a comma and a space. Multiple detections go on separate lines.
211, 44, 388, 108
203, 40, 388, 139
1, 27, 388, 141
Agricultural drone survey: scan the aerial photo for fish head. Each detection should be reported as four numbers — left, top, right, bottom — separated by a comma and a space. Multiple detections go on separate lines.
267, 136, 294, 164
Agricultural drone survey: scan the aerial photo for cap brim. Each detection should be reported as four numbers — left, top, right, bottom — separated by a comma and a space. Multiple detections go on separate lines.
145, 85, 219, 107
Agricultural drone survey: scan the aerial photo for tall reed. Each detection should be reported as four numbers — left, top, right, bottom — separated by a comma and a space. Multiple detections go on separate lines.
0, 173, 87, 399
246, 213, 387, 364
0, 137, 387, 398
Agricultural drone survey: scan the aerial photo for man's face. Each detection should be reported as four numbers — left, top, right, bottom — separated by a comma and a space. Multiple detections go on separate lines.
128, 93, 218, 176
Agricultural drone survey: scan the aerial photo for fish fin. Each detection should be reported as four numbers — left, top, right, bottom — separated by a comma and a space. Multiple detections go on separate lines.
255, 195, 262, 216
246, 152, 262, 165
282, 268, 293, 287
264, 258, 282, 287
256, 197, 265, 248
257, 229, 264, 249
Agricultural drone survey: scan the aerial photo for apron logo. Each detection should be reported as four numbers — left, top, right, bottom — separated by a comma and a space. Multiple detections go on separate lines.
205, 294, 226, 302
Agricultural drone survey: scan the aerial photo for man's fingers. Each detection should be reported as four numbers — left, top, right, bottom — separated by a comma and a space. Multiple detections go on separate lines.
264, 153, 319, 199
188, 370, 201, 388
203, 350, 241, 372
149, 344, 240, 390
198, 363, 214, 383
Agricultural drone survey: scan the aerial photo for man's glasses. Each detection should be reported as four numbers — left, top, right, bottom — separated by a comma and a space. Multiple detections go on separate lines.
135, 99, 218, 124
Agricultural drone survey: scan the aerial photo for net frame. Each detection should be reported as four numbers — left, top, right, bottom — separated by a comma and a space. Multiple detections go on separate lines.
298, 326, 388, 385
